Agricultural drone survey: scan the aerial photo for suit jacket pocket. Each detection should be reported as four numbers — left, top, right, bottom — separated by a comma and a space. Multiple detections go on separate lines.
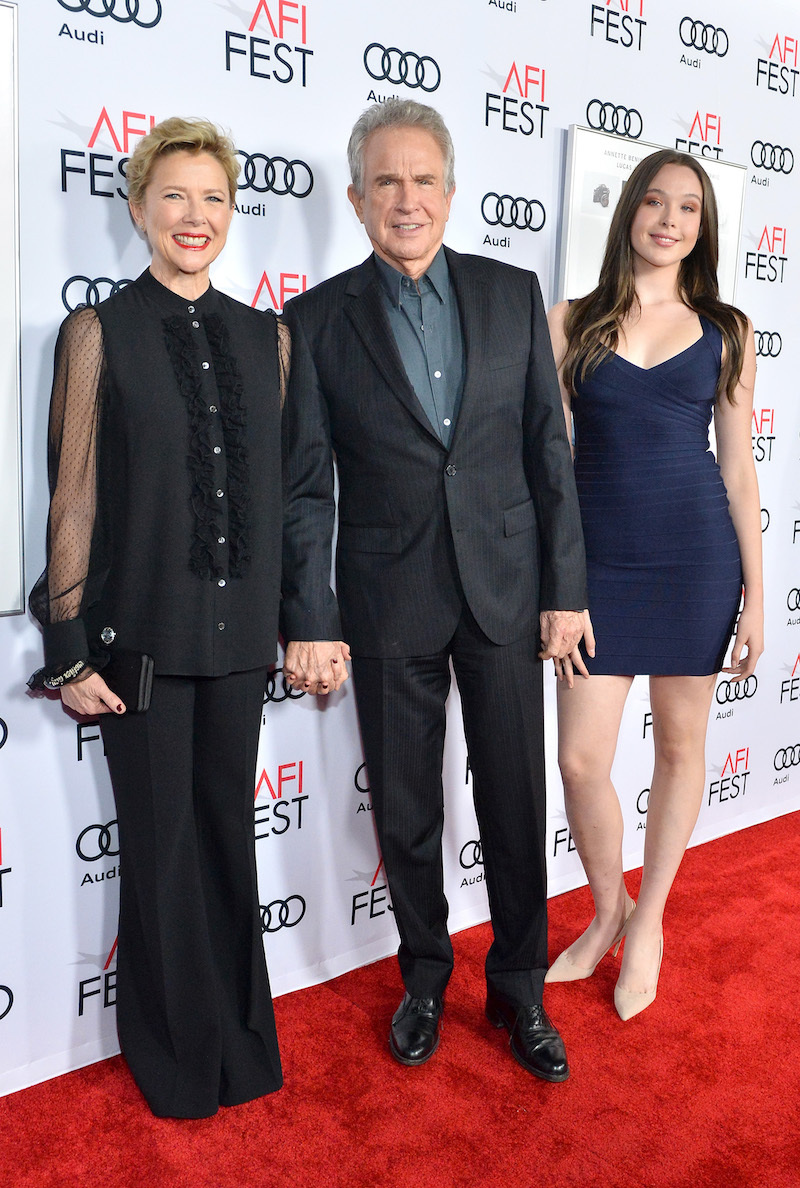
503, 499, 536, 537
487, 353, 529, 372
338, 522, 402, 554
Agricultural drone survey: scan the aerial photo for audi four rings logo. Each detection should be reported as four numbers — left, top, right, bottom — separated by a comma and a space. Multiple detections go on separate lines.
755, 332, 782, 358
363, 43, 441, 92
0, 987, 12, 1022
58, 0, 162, 27
76, 820, 120, 862
0, 717, 7, 749
751, 142, 794, 174
774, 745, 800, 771
236, 153, 313, 198
679, 18, 728, 56
716, 676, 758, 703
481, 193, 546, 232
788, 590, 800, 612
264, 668, 305, 704
586, 100, 643, 139
62, 276, 133, 313
260, 896, 306, 932
459, 840, 483, 870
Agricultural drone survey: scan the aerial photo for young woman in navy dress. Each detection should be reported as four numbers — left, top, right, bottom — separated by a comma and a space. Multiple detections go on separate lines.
546, 150, 763, 1019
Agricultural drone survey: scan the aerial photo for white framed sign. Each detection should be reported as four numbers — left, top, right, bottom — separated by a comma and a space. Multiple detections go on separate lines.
0, 0, 23, 615
557, 125, 747, 307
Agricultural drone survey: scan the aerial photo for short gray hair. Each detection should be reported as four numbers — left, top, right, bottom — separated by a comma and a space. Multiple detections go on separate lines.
347, 98, 455, 196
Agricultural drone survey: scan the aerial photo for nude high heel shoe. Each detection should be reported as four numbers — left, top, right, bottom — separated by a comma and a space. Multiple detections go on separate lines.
613, 932, 663, 1021
545, 896, 636, 983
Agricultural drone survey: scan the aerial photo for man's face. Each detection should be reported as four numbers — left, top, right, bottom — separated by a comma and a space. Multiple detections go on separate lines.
348, 125, 454, 280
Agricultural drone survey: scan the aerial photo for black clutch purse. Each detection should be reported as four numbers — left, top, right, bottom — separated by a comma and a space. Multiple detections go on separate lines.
103, 649, 154, 713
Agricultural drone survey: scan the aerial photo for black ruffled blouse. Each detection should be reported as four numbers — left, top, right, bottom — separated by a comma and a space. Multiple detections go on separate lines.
29, 268, 288, 685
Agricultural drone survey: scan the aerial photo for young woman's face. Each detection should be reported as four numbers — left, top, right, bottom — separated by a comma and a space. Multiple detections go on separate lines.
629, 163, 703, 271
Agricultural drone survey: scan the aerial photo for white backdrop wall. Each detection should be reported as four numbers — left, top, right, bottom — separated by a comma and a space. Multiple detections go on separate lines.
1, 0, 798, 1096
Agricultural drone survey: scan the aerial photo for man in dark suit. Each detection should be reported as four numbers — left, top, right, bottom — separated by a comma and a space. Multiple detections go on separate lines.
281, 99, 587, 1081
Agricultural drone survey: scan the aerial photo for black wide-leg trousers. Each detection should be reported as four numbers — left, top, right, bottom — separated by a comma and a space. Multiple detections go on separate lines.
352, 605, 549, 1005
100, 666, 282, 1118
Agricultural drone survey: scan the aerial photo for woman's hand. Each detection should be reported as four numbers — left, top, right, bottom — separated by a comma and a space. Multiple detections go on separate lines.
722, 601, 764, 681
60, 671, 125, 716
553, 610, 595, 689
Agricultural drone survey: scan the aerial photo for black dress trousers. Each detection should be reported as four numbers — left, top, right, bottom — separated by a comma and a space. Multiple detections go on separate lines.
352, 603, 549, 1004
100, 666, 282, 1118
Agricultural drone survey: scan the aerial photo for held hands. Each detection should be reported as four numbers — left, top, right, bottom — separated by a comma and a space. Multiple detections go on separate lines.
284, 640, 352, 695
60, 670, 125, 716
722, 601, 764, 681
540, 609, 595, 689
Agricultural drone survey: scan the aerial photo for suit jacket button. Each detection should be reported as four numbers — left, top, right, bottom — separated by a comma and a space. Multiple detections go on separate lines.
445, 464, 457, 476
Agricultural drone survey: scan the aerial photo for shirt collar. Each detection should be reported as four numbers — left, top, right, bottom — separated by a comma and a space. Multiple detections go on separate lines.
373, 246, 449, 309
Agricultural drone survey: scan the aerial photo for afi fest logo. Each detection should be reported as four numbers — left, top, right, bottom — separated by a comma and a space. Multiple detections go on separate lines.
350, 857, 393, 926
0, 827, 11, 910
675, 111, 723, 159
751, 406, 776, 462
708, 747, 750, 808
485, 62, 549, 139
744, 225, 788, 284
756, 33, 798, 96
60, 107, 156, 200
251, 270, 307, 312
590, 0, 646, 52
77, 937, 117, 1017
225, 0, 312, 88
779, 655, 800, 701
254, 761, 308, 839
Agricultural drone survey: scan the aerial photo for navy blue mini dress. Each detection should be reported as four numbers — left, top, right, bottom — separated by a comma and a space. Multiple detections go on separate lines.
572, 317, 742, 676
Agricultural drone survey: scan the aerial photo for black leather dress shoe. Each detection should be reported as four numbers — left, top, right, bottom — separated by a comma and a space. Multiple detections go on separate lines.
485, 990, 569, 1082
389, 993, 443, 1066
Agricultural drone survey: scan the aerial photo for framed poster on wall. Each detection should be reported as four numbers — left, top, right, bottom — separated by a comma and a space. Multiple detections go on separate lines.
0, 1, 23, 616
556, 125, 747, 306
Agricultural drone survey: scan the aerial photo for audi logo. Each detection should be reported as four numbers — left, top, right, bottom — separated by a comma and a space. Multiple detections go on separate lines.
76, 820, 120, 862
459, 840, 483, 870
264, 668, 306, 704
481, 192, 546, 233
62, 276, 133, 313
788, 590, 800, 612
761, 508, 770, 533
363, 43, 441, 92
236, 152, 313, 198
354, 763, 370, 795
755, 331, 782, 358
57, 0, 162, 27
586, 100, 643, 139
679, 18, 728, 56
0, 986, 12, 1022
774, 745, 800, 771
715, 676, 758, 704
0, 717, 7, 749
260, 896, 306, 933
750, 142, 794, 175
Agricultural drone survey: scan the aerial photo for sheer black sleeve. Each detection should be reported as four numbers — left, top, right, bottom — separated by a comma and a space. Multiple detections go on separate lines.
28, 307, 108, 689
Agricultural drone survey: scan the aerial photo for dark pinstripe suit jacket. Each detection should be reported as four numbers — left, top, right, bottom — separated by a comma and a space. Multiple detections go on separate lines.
281, 247, 587, 658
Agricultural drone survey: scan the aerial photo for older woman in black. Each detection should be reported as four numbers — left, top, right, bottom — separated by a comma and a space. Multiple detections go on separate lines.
28, 118, 329, 1117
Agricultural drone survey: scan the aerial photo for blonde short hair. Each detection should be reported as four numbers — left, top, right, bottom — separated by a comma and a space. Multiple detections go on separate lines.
126, 117, 239, 206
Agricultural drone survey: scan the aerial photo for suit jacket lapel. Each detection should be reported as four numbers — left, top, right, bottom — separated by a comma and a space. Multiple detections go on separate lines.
444, 247, 489, 450
344, 257, 444, 445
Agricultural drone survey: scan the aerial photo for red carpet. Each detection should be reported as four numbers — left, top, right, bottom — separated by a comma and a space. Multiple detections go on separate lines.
3, 812, 800, 1188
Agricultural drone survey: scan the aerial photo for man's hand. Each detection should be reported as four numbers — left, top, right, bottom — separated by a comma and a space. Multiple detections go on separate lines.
542, 610, 596, 689
283, 640, 352, 695
539, 610, 585, 661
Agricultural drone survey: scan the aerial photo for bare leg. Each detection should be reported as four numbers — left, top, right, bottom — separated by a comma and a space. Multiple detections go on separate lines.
548, 674, 635, 977
616, 673, 716, 999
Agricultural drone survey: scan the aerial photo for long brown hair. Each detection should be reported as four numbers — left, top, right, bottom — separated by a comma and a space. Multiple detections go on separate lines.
562, 149, 747, 403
